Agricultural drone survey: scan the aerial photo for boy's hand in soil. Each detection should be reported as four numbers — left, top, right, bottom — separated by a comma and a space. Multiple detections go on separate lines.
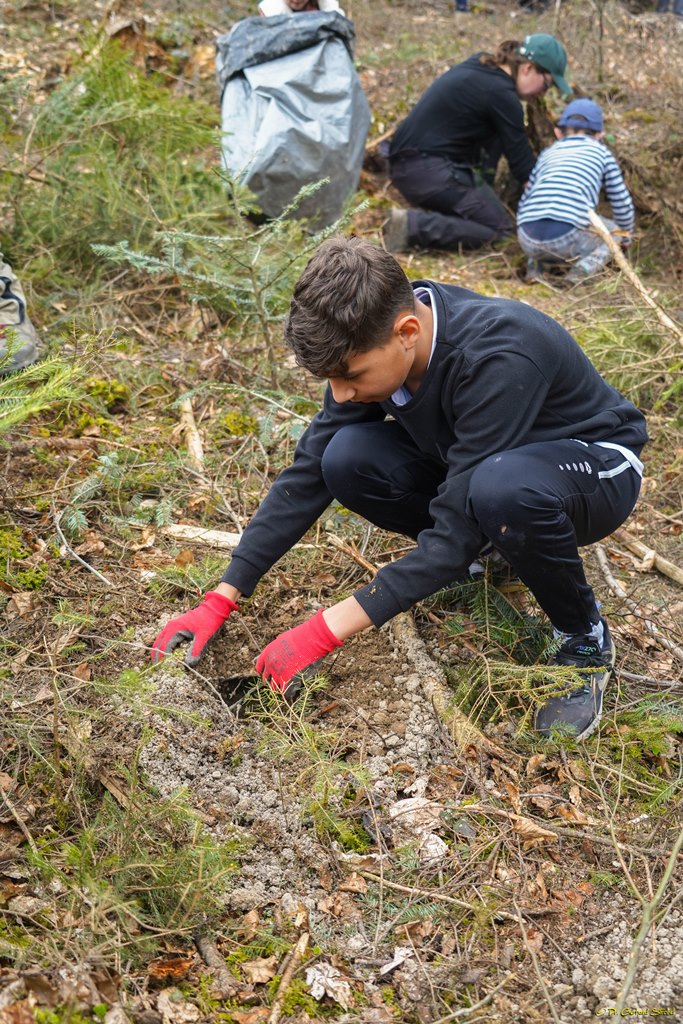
151, 590, 238, 667
255, 610, 343, 692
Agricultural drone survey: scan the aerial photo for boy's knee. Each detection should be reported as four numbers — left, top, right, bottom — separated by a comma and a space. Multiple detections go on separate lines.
320, 425, 364, 497
468, 452, 538, 533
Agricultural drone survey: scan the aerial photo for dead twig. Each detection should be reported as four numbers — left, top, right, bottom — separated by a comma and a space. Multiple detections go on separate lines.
596, 545, 683, 664
178, 397, 205, 474
267, 931, 310, 1024
358, 870, 555, 924
0, 788, 39, 857
587, 210, 683, 348
54, 510, 115, 588
430, 971, 514, 1023
513, 899, 562, 1024
613, 528, 683, 588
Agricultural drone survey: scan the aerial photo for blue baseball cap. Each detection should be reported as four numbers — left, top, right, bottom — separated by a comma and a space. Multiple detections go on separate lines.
558, 98, 604, 132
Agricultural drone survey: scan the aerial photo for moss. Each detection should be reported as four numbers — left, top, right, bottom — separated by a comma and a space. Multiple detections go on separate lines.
216, 410, 259, 437
13, 564, 49, 591
622, 108, 658, 123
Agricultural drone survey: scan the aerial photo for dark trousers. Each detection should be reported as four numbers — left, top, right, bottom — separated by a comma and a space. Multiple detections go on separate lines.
389, 152, 513, 251
320, 421, 642, 636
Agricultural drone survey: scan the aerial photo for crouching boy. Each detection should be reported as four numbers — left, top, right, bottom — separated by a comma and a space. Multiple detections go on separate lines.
152, 237, 647, 740
517, 98, 634, 284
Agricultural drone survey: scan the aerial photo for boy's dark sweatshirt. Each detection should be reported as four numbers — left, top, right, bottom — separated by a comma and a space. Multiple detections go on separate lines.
222, 283, 648, 627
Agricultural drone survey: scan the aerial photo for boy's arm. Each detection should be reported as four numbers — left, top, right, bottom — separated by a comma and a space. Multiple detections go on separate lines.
603, 153, 635, 235
151, 391, 385, 666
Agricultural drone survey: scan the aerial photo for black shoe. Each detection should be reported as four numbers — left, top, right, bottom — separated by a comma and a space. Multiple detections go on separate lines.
534, 618, 615, 740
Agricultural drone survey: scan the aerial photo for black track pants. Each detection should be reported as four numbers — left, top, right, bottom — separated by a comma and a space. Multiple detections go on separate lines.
320, 421, 642, 635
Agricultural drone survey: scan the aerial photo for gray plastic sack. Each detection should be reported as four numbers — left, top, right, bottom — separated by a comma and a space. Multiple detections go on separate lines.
216, 13, 370, 225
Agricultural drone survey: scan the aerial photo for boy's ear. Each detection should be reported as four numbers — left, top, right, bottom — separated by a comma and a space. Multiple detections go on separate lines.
394, 311, 420, 348
553, 126, 563, 140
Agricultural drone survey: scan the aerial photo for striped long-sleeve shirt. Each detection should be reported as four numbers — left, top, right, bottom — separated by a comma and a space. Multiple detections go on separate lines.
517, 135, 634, 234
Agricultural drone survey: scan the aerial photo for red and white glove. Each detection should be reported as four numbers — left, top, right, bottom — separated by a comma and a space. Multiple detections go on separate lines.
151, 591, 238, 667
255, 610, 343, 693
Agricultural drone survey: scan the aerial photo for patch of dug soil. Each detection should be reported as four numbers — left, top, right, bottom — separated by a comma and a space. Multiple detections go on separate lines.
140, 623, 450, 914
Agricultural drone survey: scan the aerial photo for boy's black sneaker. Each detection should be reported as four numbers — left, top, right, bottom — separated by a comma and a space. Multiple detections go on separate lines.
534, 618, 615, 741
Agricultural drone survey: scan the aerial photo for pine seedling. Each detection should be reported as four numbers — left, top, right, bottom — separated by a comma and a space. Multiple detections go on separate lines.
95, 173, 363, 387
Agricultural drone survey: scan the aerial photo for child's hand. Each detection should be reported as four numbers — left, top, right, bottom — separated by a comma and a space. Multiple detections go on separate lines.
255, 610, 343, 692
151, 591, 238, 666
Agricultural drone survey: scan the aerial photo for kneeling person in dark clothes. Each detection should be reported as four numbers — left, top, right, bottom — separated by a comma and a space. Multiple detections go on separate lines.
384, 34, 571, 254
152, 237, 648, 740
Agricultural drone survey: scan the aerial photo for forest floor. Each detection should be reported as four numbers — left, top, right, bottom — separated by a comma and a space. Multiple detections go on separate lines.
1, 1, 683, 1022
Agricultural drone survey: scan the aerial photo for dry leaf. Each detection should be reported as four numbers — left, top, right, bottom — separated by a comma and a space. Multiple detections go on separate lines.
72, 663, 92, 682
524, 926, 544, 953
238, 909, 260, 941
388, 797, 443, 836
6, 593, 36, 620
504, 781, 522, 814
338, 872, 368, 894
0, 999, 36, 1024
525, 753, 547, 776
511, 815, 558, 849
568, 785, 583, 807
156, 989, 200, 1024
418, 832, 449, 864
0, 772, 16, 794
338, 851, 391, 871
378, 946, 413, 977
241, 956, 277, 985
305, 962, 353, 1009
147, 954, 195, 986
556, 804, 593, 826
228, 1010, 270, 1024
527, 784, 559, 814
318, 893, 345, 917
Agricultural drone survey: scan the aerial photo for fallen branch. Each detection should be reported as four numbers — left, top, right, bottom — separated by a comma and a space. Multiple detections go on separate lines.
178, 397, 205, 473
595, 545, 683, 664
390, 611, 518, 763
613, 528, 683, 588
327, 535, 517, 761
194, 929, 238, 999
268, 931, 310, 1024
587, 210, 683, 348
160, 523, 242, 549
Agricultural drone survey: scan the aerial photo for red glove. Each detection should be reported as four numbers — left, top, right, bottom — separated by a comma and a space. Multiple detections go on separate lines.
151, 591, 238, 667
255, 610, 343, 693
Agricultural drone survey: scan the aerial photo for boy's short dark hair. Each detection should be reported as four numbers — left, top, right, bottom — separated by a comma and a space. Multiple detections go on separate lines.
285, 236, 416, 377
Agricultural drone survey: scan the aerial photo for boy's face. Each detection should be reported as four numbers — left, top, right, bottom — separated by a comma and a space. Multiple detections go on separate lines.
328, 331, 416, 405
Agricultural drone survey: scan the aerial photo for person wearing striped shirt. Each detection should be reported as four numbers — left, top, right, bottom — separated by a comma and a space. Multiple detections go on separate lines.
517, 98, 634, 284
